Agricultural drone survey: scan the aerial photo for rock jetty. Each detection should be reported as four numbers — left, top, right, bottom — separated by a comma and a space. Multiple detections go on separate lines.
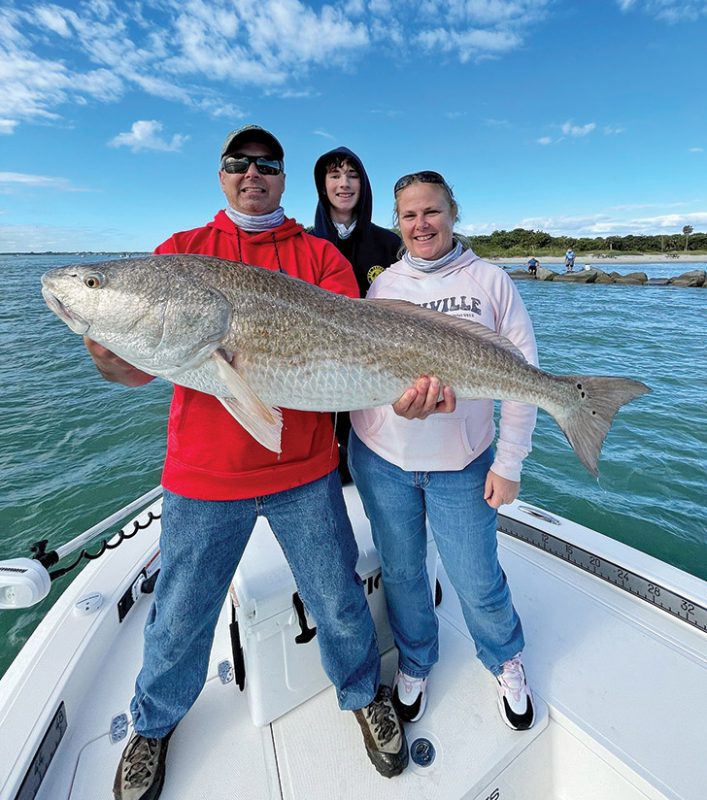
508, 267, 706, 287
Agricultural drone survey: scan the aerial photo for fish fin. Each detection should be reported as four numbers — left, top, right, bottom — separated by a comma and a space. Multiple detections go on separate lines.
552, 376, 651, 475
369, 298, 527, 362
213, 352, 283, 454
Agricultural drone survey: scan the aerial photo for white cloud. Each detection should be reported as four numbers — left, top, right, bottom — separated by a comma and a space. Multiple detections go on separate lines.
0, 222, 147, 252
561, 120, 596, 137
0, 172, 86, 191
34, 5, 72, 37
313, 129, 335, 139
538, 121, 623, 144
197, 101, 245, 120
109, 120, 189, 152
0, 1, 551, 132
411, 0, 551, 60
420, 0, 549, 26
416, 27, 521, 62
278, 89, 319, 99
689, 146, 704, 153
629, 211, 707, 231
0, 119, 19, 134
518, 210, 707, 236
616, 0, 707, 23
457, 221, 502, 236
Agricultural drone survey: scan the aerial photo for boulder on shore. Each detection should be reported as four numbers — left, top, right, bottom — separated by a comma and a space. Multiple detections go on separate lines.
509, 266, 558, 281
671, 270, 706, 287
554, 269, 598, 283
614, 272, 648, 284
505, 265, 705, 287
536, 266, 556, 281
509, 268, 536, 280
593, 269, 614, 284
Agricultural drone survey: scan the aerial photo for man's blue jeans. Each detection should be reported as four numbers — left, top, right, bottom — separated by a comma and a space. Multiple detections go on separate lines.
349, 431, 524, 679
131, 470, 380, 738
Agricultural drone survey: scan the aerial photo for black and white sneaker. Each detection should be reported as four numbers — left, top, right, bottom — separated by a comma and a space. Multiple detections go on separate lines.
353, 685, 409, 778
496, 654, 535, 731
113, 730, 173, 800
392, 669, 428, 723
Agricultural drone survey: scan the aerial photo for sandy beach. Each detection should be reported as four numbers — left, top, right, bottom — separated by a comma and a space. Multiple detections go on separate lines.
490, 253, 707, 265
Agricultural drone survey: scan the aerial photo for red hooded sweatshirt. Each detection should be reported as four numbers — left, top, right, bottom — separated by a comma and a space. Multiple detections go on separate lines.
155, 210, 359, 500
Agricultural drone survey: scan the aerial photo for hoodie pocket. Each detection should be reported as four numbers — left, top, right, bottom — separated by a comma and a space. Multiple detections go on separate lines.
351, 407, 386, 438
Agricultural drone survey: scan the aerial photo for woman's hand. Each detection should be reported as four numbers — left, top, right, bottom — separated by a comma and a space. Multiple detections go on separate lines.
83, 337, 155, 386
484, 470, 520, 509
393, 376, 456, 420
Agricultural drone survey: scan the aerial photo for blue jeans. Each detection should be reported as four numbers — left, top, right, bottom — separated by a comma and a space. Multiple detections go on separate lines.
131, 470, 380, 738
349, 431, 524, 679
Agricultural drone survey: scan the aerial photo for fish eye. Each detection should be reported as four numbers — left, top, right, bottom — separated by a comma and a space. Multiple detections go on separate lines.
84, 273, 104, 289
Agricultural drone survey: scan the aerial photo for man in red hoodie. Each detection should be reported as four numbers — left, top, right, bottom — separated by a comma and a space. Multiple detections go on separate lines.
87, 125, 409, 800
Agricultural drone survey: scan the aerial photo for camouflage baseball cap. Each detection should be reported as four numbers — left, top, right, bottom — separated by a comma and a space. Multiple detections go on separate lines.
220, 125, 284, 161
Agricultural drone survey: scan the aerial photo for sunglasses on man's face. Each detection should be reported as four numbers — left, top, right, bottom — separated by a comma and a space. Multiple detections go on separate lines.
394, 171, 450, 194
221, 154, 284, 175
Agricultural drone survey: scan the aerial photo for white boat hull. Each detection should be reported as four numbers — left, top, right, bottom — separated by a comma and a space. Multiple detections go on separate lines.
0, 486, 704, 799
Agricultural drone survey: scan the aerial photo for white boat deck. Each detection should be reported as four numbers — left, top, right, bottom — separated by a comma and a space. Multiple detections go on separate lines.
0, 490, 705, 800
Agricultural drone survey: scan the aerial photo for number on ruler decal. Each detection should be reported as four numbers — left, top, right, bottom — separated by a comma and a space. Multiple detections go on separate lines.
498, 511, 707, 634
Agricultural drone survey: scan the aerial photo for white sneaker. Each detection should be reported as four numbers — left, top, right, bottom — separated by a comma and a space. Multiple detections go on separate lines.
392, 669, 428, 722
496, 654, 535, 730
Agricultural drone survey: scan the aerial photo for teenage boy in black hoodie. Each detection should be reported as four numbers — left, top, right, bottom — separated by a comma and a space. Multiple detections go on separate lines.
313, 147, 401, 297
312, 148, 402, 480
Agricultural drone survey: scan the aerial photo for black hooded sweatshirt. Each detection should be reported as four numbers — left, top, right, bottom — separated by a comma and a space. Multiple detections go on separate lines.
312, 147, 401, 298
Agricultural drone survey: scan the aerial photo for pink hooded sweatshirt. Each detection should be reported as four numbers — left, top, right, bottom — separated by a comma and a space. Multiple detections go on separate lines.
350, 248, 538, 482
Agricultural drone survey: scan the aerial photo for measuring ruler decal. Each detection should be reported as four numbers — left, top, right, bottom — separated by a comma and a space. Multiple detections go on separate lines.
498, 507, 707, 635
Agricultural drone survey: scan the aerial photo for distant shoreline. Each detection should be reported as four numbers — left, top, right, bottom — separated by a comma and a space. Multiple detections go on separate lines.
490, 253, 707, 265
3, 251, 706, 266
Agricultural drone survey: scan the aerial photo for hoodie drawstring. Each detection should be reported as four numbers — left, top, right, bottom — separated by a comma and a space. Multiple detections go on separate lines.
234, 226, 286, 276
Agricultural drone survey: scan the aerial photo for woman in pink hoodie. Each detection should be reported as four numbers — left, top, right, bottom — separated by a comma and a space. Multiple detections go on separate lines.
349, 171, 538, 733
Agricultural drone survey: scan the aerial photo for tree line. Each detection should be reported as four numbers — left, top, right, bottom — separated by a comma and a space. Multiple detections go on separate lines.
462, 227, 706, 257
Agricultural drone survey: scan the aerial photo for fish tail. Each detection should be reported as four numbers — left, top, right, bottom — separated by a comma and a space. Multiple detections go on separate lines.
552, 375, 651, 475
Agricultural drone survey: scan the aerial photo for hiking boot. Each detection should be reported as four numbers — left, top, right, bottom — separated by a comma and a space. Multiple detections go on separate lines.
353, 685, 409, 777
392, 669, 428, 723
113, 730, 173, 800
495, 654, 535, 731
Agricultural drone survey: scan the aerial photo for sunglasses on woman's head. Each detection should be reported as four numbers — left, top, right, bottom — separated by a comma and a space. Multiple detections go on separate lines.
221, 154, 284, 175
394, 171, 450, 194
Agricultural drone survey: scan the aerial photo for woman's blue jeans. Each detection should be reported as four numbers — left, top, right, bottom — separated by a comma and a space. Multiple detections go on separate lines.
131, 470, 380, 738
349, 431, 524, 679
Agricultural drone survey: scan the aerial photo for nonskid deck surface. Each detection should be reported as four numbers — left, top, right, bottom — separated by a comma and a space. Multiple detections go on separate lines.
68, 588, 548, 800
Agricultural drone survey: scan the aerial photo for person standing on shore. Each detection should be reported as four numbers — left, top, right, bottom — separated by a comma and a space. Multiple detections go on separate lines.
565, 248, 576, 272
349, 169, 538, 733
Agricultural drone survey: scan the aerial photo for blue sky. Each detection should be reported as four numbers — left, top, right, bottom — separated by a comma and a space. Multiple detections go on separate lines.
1, 0, 705, 252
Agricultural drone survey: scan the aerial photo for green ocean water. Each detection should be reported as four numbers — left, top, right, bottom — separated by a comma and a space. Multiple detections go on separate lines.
1, 254, 705, 677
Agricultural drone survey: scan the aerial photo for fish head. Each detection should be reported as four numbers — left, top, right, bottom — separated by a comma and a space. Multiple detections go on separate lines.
41, 257, 233, 373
